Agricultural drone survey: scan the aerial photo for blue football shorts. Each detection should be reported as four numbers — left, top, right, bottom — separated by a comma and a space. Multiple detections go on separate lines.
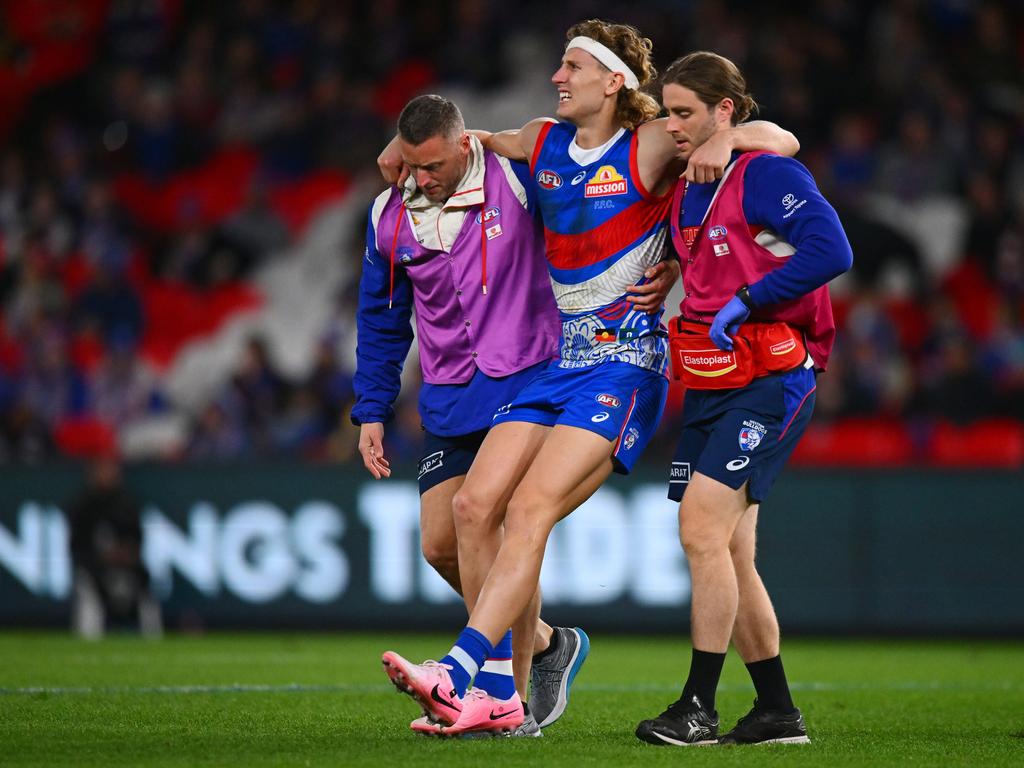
491, 359, 668, 474
668, 365, 817, 503
417, 428, 489, 495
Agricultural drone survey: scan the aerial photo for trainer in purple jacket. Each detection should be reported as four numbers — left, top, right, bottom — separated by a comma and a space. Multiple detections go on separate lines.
352, 95, 675, 733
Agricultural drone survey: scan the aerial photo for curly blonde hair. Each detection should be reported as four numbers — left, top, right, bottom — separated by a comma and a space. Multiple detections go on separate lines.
566, 19, 660, 130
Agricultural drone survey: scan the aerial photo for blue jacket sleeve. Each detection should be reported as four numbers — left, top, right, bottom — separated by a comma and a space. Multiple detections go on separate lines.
509, 159, 539, 214
742, 155, 853, 308
350, 206, 415, 425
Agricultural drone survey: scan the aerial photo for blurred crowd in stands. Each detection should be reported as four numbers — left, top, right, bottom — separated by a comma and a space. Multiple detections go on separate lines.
0, 0, 1021, 467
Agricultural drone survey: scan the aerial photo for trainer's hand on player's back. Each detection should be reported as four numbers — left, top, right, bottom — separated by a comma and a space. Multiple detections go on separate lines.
626, 258, 680, 313
358, 422, 391, 479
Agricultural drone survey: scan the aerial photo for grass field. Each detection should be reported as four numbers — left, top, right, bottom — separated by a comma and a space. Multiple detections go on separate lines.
1, 632, 1022, 766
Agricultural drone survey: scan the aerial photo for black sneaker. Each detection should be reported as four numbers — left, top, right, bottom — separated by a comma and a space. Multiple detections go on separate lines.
635, 694, 719, 746
718, 700, 810, 745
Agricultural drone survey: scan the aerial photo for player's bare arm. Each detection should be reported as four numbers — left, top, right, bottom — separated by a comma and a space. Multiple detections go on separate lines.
471, 118, 554, 164
685, 120, 800, 183
377, 135, 406, 185
635, 118, 800, 191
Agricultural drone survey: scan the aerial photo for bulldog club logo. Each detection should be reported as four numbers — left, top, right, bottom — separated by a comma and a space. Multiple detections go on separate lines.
536, 169, 562, 189
396, 247, 414, 264
584, 165, 628, 198
738, 419, 767, 451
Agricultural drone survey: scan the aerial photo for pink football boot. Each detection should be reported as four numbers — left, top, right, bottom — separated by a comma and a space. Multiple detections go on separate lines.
442, 688, 525, 736
381, 651, 462, 726
409, 717, 445, 736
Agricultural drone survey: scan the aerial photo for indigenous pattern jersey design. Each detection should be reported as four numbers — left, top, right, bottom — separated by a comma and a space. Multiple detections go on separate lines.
530, 123, 671, 374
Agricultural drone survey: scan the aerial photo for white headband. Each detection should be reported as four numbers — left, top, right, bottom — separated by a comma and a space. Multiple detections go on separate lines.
565, 36, 640, 90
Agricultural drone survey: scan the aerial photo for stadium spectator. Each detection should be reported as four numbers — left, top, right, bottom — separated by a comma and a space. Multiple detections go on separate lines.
0, 1, 1018, 466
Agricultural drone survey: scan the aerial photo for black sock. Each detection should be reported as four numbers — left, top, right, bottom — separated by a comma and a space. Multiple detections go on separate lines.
532, 627, 560, 663
745, 655, 795, 712
681, 649, 726, 713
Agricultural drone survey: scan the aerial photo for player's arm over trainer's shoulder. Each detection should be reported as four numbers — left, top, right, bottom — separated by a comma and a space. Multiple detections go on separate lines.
637, 118, 801, 193
470, 119, 557, 165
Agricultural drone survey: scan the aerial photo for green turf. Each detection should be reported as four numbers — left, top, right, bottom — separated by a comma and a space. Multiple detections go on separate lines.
1, 632, 1022, 766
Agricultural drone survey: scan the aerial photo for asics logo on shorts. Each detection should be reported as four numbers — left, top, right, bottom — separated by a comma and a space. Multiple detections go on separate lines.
726, 456, 750, 471
591, 412, 609, 423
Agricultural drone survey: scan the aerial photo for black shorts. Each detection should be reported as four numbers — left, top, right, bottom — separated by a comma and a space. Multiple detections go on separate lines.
418, 428, 489, 495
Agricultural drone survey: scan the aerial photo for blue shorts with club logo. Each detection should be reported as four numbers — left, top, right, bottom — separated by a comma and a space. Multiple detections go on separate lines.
491, 360, 668, 474
668, 366, 817, 503
418, 428, 489, 495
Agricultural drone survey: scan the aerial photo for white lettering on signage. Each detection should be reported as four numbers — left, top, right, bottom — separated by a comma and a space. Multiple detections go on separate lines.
0, 503, 68, 597
1, 484, 693, 609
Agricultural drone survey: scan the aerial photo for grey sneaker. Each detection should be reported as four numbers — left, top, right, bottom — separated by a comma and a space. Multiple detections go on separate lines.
529, 626, 590, 728
508, 711, 543, 738
428, 711, 542, 739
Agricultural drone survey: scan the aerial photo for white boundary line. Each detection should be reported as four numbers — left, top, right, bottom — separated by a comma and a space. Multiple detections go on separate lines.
0, 680, 1018, 696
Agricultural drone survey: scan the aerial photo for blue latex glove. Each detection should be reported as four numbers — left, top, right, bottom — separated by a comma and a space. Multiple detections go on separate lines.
709, 295, 751, 351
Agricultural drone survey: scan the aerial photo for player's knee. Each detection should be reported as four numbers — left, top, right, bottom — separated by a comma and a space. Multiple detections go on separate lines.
420, 534, 458, 575
679, 513, 729, 561
451, 486, 497, 534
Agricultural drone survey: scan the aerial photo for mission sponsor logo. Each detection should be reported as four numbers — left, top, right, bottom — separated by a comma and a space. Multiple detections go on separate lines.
536, 169, 562, 189
584, 165, 628, 198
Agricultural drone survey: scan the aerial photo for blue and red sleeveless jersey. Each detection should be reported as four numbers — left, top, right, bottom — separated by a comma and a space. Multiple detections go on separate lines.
529, 122, 671, 375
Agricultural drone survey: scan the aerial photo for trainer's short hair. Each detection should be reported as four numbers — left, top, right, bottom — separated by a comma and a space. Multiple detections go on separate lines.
397, 95, 465, 145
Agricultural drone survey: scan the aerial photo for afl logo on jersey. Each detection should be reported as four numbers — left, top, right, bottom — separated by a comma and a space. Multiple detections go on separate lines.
585, 165, 628, 198
537, 169, 562, 189
475, 206, 501, 224
708, 225, 728, 240
596, 393, 621, 408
